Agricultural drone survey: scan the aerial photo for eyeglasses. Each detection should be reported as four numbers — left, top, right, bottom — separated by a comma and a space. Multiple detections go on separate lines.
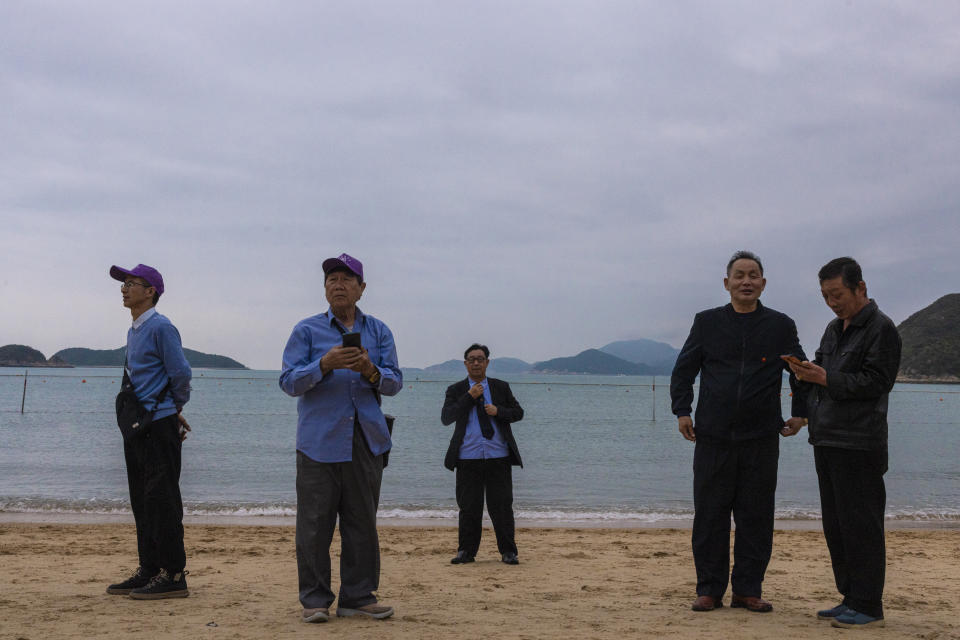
465, 357, 487, 364
121, 281, 151, 290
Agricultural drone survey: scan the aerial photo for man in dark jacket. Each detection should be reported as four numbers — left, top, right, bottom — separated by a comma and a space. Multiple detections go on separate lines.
786, 257, 901, 629
442, 343, 524, 565
671, 251, 807, 613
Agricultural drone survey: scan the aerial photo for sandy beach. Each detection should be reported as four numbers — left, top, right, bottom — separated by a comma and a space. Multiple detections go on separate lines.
1, 522, 958, 640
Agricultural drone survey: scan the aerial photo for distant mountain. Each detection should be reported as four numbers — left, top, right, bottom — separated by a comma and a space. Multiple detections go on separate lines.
53, 346, 247, 369
0, 344, 72, 368
599, 338, 679, 374
897, 293, 960, 382
532, 349, 655, 375
423, 357, 532, 375
424, 359, 463, 373
488, 357, 532, 374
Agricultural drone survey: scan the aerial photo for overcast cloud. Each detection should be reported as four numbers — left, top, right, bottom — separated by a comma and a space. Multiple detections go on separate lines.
1, 1, 958, 369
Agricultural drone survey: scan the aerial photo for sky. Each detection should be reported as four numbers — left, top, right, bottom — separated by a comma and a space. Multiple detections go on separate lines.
2, 1, 958, 370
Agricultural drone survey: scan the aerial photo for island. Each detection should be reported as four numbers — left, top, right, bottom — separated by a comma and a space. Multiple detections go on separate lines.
0, 344, 247, 369
0, 345, 72, 368
532, 349, 656, 375
897, 293, 960, 383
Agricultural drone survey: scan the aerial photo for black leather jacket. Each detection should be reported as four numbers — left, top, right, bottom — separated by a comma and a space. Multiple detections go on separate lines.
671, 302, 807, 441
806, 300, 901, 451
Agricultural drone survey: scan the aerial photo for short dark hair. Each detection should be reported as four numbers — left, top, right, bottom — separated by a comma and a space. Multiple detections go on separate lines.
464, 343, 490, 359
818, 257, 863, 291
151, 291, 160, 305
726, 250, 763, 276
324, 266, 363, 285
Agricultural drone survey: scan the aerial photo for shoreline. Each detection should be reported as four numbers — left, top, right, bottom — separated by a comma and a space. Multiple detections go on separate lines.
2, 510, 957, 529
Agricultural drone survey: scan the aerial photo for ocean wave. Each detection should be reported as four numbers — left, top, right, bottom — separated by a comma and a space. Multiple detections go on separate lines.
2, 498, 958, 522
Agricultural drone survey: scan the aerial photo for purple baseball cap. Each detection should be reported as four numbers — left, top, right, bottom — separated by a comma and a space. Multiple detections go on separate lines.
109, 264, 165, 296
322, 253, 363, 281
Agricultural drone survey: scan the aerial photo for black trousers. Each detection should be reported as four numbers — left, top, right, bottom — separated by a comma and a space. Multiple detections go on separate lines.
692, 435, 779, 599
455, 457, 517, 556
123, 414, 186, 574
814, 445, 887, 618
296, 422, 383, 610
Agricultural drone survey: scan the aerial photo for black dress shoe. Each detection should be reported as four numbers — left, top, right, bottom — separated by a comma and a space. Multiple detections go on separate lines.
450, 551, 475, 564
501, 552, 519, 565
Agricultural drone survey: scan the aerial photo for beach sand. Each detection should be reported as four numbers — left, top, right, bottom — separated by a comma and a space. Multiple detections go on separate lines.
1, 522, 958, 639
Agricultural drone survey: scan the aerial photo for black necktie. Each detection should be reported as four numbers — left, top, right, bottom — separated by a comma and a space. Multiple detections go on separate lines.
476, 394, 495, 439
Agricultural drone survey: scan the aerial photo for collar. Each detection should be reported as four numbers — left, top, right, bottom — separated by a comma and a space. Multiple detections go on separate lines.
847, 299, 878, 328
132, 307, 157, 330
326, 306, 365, 332
725, 300, 764, 316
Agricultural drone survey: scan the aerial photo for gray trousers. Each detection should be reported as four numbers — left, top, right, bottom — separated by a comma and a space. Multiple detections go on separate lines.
296, 422, 383, 609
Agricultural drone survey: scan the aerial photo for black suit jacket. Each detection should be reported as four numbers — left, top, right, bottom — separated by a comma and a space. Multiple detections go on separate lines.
441, 377, 524, 471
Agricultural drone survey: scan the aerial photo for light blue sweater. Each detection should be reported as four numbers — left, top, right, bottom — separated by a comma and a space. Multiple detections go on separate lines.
126, 309, 192, 420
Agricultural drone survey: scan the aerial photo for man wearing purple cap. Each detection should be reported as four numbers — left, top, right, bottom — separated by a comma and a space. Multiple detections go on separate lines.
280, 253, 402, 623
106, 264, 192, 600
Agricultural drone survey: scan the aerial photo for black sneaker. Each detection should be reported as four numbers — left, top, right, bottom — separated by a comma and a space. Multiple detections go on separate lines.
129, 569, 189, 600
106, 567, 156, 595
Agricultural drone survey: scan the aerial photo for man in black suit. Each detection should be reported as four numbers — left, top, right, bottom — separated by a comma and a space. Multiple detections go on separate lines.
441, 343, 525, 565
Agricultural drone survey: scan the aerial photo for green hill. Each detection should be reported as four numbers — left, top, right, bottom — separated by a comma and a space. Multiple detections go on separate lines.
0, 344, 73, 367
599, 338, 679, 374
53, 346, 247, 369
532, 349, 654, 375
897, 293, 960, 382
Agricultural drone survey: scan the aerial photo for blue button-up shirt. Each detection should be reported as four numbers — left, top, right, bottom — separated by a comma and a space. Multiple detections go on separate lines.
458, 377, 510, 459
126, 308, 192, 420
279, 307, 402, 463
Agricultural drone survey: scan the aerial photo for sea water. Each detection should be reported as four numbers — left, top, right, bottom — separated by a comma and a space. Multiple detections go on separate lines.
1, 368, 958, 524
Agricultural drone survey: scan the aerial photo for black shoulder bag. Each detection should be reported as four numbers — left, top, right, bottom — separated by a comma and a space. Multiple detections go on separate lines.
115, 360, 171, 442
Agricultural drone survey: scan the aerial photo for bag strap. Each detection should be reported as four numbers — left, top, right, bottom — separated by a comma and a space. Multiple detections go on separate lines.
122, 355, 172, 412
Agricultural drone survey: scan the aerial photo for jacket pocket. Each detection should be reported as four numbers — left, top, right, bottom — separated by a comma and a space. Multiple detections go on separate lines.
838, 348, 865, 373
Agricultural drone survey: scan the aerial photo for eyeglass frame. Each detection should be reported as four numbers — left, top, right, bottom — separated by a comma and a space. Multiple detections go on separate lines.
120, 280, 153, 290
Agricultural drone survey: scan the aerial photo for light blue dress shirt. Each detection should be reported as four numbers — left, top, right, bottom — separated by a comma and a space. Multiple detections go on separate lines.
279, 307, 402, 463
458, 377, 510, 460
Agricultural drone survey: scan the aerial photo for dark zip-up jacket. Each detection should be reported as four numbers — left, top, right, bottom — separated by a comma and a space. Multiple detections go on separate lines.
670, 301, 807, 441
805, 300, 901, 451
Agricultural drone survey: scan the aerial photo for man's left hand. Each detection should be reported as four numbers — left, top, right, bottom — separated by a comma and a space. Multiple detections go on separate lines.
348, 347, 375, 376
781, 417, 806, 437
177, 412, 191, 442
484, 404, 498, 416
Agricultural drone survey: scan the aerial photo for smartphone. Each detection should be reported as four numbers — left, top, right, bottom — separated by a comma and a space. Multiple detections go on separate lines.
342, 332, 362, 349
780, 355, 803, 366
